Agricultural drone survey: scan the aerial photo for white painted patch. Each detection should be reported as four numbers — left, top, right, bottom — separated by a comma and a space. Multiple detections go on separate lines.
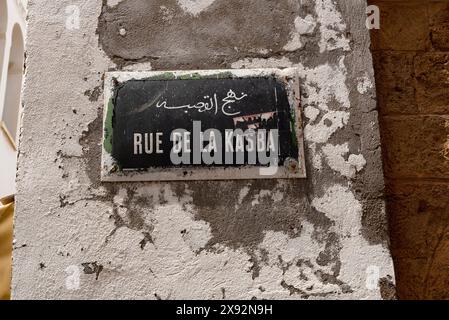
257, 223, 340, 296
177, 0, 217, 16
312, 185, 395, 298
315, 0, 351, 53
181, 221, 212, 252
119, 28, 127, 36
100, 184, 390, 299
300, 57, 351, 111
260, 223, 320, 264
283, 15, 317, 52
104, 203, 253, 299
231, 56, 350, 114
322, 143, 367, 178
299, 55, 351, 170
304, 106, 320, 122
304, 111, 349, 144
230, 55, 351, 166
348, 154, 367, 173
312, 184, 361, 235
357, 76, 373, 94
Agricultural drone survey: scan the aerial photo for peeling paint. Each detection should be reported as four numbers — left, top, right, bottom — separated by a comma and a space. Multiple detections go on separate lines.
357, 75, 373, 94
322, 143, 366, 179
13, 0, 395, 300
283, 15, 317, 52
315, 0, 351, 53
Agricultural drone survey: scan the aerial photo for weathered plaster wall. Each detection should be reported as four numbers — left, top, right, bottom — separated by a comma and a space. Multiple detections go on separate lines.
13, 0, 395, 299
369, 0, 449, 299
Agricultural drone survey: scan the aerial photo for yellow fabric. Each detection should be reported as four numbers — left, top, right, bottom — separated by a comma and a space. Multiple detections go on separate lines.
0, 195, 14, 300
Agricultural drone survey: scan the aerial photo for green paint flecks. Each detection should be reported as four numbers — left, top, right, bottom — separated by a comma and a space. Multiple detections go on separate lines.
289, 106, 299, 149
145, 72, 177, 81
144, 71, 235, 81
104, 99, 114, 154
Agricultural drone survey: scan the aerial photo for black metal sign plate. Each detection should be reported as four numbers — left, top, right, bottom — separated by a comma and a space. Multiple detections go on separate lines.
102, 69, 305, 181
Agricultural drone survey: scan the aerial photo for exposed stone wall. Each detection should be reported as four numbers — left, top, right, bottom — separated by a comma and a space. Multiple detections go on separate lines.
369, 0, 449, 299
13, 0, 395, 299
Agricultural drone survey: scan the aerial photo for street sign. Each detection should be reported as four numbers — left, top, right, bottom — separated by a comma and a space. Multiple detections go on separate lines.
101, 69, 305, 181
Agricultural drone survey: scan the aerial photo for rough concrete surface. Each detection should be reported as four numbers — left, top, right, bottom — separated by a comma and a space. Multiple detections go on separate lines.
13, 0, 395, 299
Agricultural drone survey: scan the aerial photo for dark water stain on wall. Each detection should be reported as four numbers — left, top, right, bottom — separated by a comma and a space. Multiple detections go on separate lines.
97, 0, 299, 67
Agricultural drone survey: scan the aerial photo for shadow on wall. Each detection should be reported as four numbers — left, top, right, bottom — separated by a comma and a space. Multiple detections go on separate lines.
368, 0, 449, 300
